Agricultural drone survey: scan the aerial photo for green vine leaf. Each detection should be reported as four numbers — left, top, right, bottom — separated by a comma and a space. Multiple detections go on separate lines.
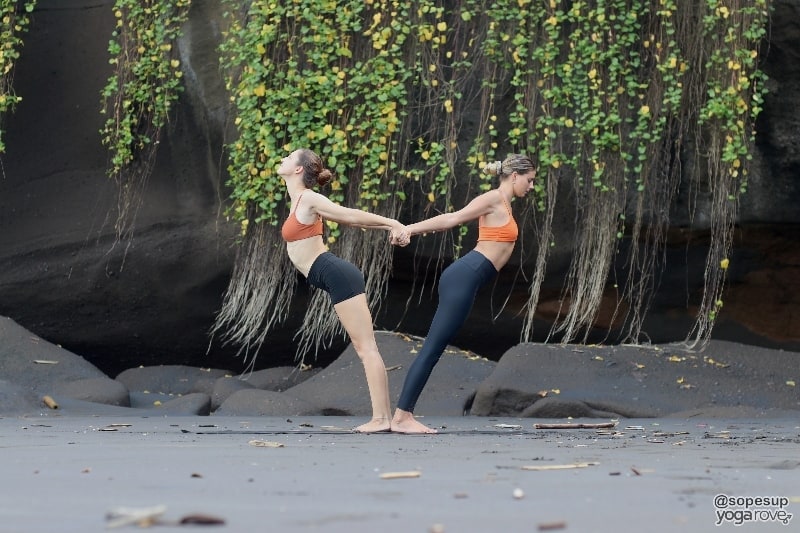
0, 0, 37, 153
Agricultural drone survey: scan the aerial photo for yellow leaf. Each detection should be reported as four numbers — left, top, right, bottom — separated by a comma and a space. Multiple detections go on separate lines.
720, 258, 730, 270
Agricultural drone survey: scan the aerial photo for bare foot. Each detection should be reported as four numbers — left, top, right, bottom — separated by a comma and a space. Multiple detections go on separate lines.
353, 418, 391, 433
391, 411, 437, 434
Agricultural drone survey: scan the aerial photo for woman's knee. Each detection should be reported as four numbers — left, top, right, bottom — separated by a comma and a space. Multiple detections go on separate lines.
350, 337, 380, 361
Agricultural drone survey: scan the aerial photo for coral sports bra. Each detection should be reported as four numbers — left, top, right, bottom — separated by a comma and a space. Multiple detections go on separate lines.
477, 190, 518, 243
281, 192, 323, 242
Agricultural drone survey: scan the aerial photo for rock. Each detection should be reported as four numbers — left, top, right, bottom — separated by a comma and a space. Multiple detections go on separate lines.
214, 389, 320, 417
154, 393, 212, 416
53, 377, 130, 407
211, 376, 255, 411
519, 397, 634, 419
0, 380, 41, 415
237, 366, 321, 392
286, 331, 496, 416
125, 391, 211, 416
2, 315, 798, 419
0, 316, 123, 412
471, 340, 800, 417
116, 365, 233, 396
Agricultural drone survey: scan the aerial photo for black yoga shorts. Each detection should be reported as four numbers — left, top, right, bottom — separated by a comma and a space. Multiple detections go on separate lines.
306, 252, 366, 305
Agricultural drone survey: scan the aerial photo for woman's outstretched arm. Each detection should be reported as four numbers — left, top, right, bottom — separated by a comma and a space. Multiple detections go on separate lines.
307, 191, 409, 245
405, 192, 497, 236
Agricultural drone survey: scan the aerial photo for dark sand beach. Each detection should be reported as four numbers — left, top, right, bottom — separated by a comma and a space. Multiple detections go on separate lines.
1, 415, 798, 532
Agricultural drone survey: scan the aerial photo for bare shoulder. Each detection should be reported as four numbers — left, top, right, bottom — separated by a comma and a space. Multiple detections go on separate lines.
466, 189, 502, 212
304, 190, 354, 221
301, 189, 326, 205
302, 190, 334, 211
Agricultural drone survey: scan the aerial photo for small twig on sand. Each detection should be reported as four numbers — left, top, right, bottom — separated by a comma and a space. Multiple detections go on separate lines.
534, 422, 617, 429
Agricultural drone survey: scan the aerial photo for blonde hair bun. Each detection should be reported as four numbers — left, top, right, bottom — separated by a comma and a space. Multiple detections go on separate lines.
483, 160, 503, 176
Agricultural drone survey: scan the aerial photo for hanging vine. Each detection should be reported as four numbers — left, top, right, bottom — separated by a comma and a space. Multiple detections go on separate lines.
685, 0, 769, 347
99, 0, 191, 246
0, 0, 36, 155
214, 0, 771, 365
539, 0, 687, 343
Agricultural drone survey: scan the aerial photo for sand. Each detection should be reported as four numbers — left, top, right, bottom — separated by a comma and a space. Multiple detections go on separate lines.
1, 415, 798, 532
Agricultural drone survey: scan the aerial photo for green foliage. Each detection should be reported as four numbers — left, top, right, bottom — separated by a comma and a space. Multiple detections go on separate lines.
220, 0, 476, 243
99, 0, 191, 177
698, 0, 769, 197
216, 0, 772, 350
0, 0, 36, 153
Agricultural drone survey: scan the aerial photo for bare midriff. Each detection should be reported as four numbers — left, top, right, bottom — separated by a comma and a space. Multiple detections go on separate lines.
474, 240, 515, 271
286, 236, 329, 277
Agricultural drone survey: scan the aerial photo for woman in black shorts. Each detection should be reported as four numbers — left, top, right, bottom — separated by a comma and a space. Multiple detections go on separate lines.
279, 148, 409, 433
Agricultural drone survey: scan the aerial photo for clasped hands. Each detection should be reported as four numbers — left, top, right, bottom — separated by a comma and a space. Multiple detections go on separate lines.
390, 224, 410, 247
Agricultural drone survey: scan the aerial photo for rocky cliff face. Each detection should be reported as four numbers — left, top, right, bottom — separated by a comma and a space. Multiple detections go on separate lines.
1, 0, 798, 377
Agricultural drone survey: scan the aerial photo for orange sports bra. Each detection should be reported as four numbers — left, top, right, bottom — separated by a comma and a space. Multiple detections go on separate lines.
281, 193, 323, 242
477, 190, 518, 243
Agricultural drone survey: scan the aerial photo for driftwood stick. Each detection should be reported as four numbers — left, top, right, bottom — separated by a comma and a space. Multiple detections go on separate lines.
42, 395, 58, 409
521, 462, 600, 471
534, 422, 617, 430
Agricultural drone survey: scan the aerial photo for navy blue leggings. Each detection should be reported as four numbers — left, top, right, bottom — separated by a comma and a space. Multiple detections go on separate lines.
397, 250, 498, 412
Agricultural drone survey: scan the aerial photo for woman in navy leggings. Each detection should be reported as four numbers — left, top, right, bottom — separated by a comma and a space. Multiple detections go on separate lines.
391, 154, 538, 433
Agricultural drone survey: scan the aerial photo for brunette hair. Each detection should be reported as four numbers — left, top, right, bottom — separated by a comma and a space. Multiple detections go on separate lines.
297, 148, 333, 188
483, 153, 536, 180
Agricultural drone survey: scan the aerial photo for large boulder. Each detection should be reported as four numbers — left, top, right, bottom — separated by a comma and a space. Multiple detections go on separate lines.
0, 316, 127, 414
471, 340, 800, 418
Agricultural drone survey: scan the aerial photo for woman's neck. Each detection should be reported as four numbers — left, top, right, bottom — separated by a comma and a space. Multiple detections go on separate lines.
497, 182, 514, 204
285, 179, 308, 201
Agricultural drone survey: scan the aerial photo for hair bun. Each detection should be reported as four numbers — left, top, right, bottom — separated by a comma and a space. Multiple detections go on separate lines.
317, 168, 333, 187
483, 160, 503, 176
